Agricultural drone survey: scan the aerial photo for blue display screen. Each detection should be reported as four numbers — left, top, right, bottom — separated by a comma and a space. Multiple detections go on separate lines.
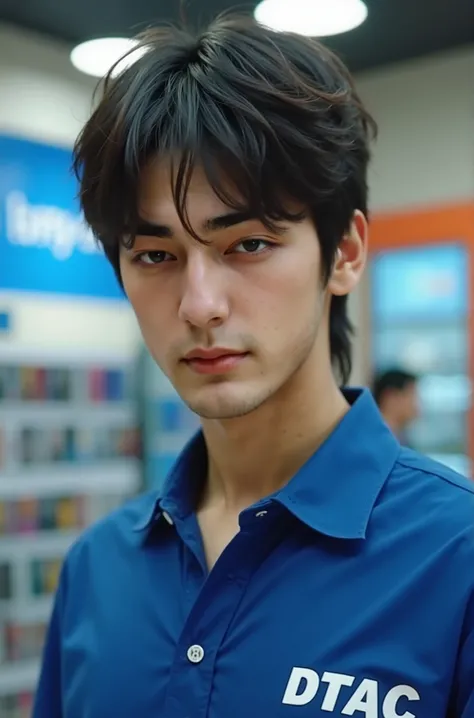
371, 243, 467, 324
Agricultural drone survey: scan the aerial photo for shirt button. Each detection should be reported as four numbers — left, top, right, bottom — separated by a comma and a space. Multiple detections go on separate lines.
187, 644, 205, 664
255, 510, 268, 518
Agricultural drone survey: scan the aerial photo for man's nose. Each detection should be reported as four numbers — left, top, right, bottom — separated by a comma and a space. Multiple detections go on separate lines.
178, 254, 230, 329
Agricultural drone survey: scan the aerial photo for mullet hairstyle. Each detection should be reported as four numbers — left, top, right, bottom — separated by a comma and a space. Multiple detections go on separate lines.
73, 14, 377, 385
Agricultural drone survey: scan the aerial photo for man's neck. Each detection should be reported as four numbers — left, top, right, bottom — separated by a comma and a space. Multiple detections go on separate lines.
199, 363, 349, 513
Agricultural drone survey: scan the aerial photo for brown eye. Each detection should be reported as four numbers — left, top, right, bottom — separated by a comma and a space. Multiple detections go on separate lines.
134, 251, 174, 265
232, 239, 272, 254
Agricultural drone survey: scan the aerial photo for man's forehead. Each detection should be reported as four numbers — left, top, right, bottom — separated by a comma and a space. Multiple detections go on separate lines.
138, 158, 239, 219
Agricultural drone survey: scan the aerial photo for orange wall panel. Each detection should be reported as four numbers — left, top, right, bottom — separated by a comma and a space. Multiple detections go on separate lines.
370, 201, 474, 250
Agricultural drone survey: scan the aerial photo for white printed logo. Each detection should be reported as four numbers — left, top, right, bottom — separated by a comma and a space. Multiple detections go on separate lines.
3, 190, 99, 260
282, 667, 420, 717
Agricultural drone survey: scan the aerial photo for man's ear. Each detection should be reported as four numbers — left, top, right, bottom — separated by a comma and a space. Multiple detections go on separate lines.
328, 211, 368, 297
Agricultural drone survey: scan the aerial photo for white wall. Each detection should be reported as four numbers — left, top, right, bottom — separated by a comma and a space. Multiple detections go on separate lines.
0, 24, 95, 148
357, 46, 474, 213
0, 23, 140, 358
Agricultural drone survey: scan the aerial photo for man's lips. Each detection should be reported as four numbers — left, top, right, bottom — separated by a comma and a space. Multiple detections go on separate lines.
182, 349, 249, 374
184, 348, 247, 361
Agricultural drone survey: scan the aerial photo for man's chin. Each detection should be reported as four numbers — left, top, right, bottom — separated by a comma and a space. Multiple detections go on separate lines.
182, 385, 268, 421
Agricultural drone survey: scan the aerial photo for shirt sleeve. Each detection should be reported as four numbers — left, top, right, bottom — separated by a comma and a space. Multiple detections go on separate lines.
451, 589, 474, 717
32, 564, 67, 718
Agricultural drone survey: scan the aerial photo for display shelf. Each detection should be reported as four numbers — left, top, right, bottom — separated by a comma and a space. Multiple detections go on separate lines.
0, 530, 79, 557
0, 401, 135, 425
0, 352, 142, 704
0, 460, 140, 498
0, 344, 133, 368
1, 595, 52, 623
0, 660, 39, 696
138, 350, 199, 492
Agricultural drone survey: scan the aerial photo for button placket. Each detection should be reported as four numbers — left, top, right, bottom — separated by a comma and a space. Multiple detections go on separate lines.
165, 512, 287, 718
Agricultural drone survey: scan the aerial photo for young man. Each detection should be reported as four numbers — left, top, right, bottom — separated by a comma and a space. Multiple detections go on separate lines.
34, 15, 473, 718
373, 368, 420, 442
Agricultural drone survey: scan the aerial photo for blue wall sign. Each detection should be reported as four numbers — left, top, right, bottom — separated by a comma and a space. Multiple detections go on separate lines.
0, 135, 124, 300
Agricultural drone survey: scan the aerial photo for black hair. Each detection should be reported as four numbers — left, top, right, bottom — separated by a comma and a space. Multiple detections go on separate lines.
372, 369, 418, 406
73, 14, 377, 384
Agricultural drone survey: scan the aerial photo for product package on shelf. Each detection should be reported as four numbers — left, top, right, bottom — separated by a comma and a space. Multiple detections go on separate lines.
0, 354, 142, 705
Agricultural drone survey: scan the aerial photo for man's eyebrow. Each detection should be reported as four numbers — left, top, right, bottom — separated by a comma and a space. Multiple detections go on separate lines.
135, 220, 173, 238
203, 211, 257, 232
134, 211, 258, 239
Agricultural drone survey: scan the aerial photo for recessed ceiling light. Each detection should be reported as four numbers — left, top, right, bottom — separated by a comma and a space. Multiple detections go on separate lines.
70, 37, 145, 79
254, 0, 368, 37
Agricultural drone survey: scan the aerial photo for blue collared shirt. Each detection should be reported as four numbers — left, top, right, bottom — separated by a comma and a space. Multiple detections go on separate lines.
33, 389, 474, 718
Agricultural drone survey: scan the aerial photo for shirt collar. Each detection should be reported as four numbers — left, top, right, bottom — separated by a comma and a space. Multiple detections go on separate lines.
274, 388, 400, 538
133, 432, 207, 532
134, 388, 400, 540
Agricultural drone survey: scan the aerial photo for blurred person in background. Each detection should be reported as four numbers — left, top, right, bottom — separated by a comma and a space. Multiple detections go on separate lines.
372, 367, 420, 442
34, 13, 473, 718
